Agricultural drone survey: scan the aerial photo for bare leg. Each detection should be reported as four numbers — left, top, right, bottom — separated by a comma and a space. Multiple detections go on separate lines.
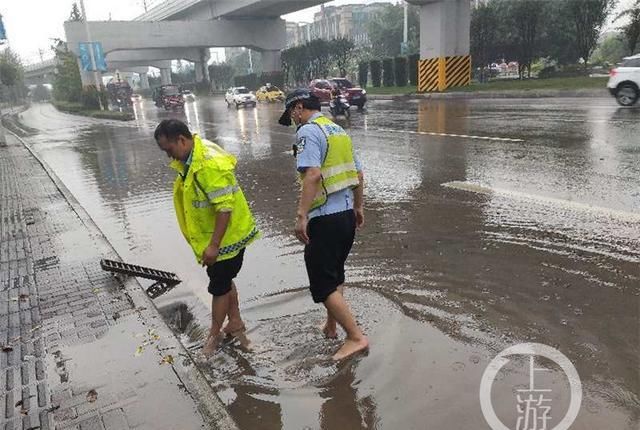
224, 282, 245, 334
203, 292, 230, 357
323, 290, 368, 361
322, 286, 342, 339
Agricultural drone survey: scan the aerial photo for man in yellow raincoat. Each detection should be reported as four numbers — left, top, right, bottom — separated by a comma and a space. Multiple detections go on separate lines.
155, 119, 259, 356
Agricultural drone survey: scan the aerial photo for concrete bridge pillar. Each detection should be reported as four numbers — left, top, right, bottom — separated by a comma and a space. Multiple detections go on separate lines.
160, 67, 172, 85
139, 72, 150, 89
262, 50, 281, 73
194, 47, 210, 84
409, 0, 471, 92
194, 61, 210, 84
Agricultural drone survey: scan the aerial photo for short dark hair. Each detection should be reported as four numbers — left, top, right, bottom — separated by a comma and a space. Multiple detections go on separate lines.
154, 119, 192, 142
297, 96, 321, 112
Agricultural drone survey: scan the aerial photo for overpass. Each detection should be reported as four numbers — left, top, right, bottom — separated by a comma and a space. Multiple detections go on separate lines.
56, 0, 470, 91
24, 59, 57, 86
64, 0, 327, 88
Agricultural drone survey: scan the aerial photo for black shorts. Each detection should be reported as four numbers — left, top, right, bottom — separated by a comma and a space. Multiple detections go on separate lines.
304, 210, 356, 303
206, 248, 245, 296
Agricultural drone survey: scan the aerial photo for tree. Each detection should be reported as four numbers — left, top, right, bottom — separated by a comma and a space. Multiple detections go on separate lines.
0, 49, 22, 87
471, 1, 499, 80
394, 56, 407, 87
69, 2, 83, 21
51, 40, 82, 103
307, 39, 332, 79
566, 0, 617, 71
616, 0, 640, 55
331, 38, 354, 77
591, 33, 628, 65
229, 49, 262, 77
0, 49, 25, 104
366, 4, 420, 58
498, 0, 549, 79
208, 63, 234, 89
540, 0, 581, 65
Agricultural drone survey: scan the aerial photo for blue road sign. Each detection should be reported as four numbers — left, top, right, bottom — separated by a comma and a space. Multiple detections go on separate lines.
0, 14, 7, 41
79, 42, 107, 72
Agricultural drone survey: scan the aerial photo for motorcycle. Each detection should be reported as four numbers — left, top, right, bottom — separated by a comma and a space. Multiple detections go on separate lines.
329, 95, 350, 118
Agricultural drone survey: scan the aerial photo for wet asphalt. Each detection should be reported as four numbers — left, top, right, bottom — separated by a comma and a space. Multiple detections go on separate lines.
18, 97, 640, 430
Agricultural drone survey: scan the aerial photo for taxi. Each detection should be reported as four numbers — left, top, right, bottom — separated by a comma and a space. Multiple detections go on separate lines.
256, 84, 285, 102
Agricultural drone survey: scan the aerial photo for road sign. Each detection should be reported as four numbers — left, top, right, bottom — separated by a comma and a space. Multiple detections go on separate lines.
0, 14, 7, 41
79, 42, 107, 72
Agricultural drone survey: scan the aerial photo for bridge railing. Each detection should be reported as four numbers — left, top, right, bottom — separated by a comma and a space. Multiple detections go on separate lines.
134, 0, 202, 21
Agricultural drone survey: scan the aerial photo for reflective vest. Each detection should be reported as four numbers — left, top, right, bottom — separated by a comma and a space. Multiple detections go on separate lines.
303, 115, 359, 210
170, 135, 259, 264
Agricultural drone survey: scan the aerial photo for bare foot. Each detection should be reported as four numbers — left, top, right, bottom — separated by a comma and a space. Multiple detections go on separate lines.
202, 332, 223, 357
332, 336, 369, 361
322, 324, 338, 339
222, 322, 246, 337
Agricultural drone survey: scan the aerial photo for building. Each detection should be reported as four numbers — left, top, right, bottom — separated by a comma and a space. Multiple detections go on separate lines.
286, 2, 388, 48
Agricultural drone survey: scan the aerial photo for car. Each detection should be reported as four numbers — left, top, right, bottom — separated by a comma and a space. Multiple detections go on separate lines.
256, 84, 285, 102
608, 53, 640, 106
181, 89, 196, 101
329, 77, 367, 110
225, 87, 257, 108
130, 93, 142, 102
308, 79, 334, 104
106, 81, 133, 107
152, 85, 184, 110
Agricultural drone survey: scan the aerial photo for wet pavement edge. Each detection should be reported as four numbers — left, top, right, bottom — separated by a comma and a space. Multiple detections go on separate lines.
1, 128, 238, 430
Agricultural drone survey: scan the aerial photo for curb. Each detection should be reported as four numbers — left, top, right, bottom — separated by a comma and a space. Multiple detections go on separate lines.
367, 89, 609, 101
5, 127, 239, 430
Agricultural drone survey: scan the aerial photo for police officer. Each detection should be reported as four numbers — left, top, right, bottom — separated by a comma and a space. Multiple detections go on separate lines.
155, 119, 259, 357
279, 89, 369, 360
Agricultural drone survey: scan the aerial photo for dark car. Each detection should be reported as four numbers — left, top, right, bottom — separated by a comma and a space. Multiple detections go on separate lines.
106, 81, 133, 108
329, 78, 367, 109
152, 85, 184, 110
308, 79, 334, 104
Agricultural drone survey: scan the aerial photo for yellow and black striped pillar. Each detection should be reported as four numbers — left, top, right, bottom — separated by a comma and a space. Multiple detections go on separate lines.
417, 55, 471, 92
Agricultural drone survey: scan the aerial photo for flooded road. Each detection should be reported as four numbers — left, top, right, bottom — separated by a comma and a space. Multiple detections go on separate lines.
18, 97, 639, 429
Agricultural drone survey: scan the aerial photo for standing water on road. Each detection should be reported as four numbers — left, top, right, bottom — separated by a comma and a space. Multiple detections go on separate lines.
19, 98, 639, 429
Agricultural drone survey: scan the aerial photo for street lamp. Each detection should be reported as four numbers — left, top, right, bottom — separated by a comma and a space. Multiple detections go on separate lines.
0, 12, 7, 144
401, 1, 408, 55
79, 0, 104, 110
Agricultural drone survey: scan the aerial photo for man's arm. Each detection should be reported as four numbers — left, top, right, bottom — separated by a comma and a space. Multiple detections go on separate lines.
295, 167, 322, 244
353, 171, 364, 228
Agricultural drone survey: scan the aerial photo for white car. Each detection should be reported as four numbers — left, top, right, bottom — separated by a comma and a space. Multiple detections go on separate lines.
607, 53, 640, 106
225, 87, 256, 109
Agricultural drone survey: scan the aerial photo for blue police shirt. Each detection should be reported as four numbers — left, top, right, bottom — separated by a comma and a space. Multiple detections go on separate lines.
296, 112, 362, 219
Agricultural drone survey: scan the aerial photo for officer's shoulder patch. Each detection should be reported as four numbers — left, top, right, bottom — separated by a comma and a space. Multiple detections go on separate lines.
296, 136, 306, 154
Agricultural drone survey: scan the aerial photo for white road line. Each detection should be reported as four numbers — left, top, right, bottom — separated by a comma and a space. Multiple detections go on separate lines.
441, 181, 640, 223
370, 127, 524, 142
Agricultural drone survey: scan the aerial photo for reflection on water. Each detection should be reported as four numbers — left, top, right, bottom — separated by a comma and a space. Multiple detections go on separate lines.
19, 100, 640, 429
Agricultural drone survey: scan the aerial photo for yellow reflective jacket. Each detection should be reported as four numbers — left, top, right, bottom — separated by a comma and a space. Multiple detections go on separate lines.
170, 134, 259, 264
306, 115, 359, 210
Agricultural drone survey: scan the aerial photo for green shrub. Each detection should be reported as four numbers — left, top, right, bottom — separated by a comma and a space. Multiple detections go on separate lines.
358, 62, 368, 88
370, 60, 381, 87
394, 57, 408, 87
382, 58, 394, 86
408, 54, 419, 86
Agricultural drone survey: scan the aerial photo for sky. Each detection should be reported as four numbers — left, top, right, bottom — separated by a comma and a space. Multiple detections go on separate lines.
1, 0, 635, 65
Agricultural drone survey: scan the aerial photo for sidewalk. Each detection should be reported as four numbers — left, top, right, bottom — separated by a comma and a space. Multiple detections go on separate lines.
0, 132, 237, 430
